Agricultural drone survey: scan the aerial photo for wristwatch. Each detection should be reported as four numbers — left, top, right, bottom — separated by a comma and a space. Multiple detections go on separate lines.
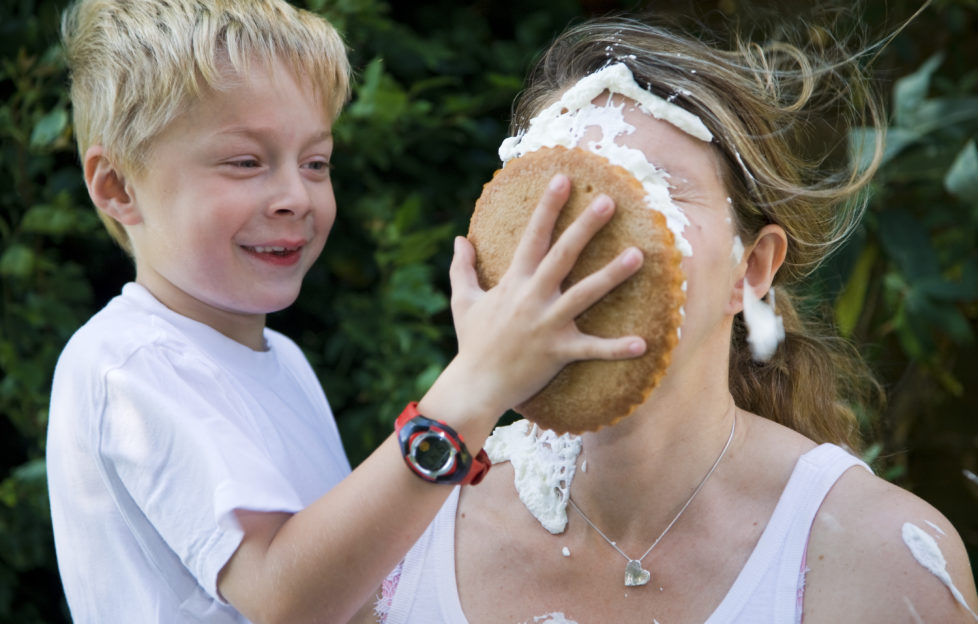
395, 402, 491, 485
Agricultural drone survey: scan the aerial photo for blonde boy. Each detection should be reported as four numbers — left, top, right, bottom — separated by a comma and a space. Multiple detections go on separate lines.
47, 1, 646, 622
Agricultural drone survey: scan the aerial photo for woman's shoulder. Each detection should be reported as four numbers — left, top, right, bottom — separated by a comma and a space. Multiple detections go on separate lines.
803, 463, 978, 623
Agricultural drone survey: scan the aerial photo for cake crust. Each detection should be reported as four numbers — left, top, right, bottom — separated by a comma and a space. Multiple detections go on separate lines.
468, 146, 686, 433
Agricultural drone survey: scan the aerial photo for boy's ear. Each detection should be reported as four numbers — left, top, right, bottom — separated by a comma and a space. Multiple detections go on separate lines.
83, 145, 142, 226
728, 224, 788, 314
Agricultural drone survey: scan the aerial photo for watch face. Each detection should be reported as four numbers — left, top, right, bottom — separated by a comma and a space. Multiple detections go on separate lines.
410, 430, 457, 477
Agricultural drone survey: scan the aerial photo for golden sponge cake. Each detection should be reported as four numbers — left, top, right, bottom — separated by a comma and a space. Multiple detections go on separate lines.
468, 146, 685, 434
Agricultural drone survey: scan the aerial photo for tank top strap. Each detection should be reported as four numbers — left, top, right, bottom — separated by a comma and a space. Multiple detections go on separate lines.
707, 443, 871, 623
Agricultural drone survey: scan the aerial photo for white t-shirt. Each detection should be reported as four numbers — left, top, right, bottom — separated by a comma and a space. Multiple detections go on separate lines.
382, 443, 869, 624
47, 283, 351, 623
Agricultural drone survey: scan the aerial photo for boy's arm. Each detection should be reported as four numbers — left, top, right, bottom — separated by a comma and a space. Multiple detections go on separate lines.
218, 176, 647, 624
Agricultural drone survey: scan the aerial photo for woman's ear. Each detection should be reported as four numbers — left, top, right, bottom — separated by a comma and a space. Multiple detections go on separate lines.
728, 224, 788, 314
84, 145, 142, 226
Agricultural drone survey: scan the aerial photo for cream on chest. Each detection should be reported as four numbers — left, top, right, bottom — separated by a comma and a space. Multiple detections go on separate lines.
454, 471, 761, 624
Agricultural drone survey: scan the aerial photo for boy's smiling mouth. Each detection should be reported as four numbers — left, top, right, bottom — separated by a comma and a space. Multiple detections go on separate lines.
249, 245, 297, 254
242, 243, 304, 266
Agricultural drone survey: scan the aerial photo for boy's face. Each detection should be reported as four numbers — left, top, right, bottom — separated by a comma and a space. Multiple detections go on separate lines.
122, 61, 336, 348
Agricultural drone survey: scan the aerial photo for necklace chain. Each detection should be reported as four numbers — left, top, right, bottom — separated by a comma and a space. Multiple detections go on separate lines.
568, 411, 737, 567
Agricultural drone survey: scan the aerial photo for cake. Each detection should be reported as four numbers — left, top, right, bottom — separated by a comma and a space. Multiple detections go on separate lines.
468, 145, 685, 433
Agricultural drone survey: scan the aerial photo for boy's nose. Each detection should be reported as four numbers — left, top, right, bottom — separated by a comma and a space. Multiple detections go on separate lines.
266, 168, 312, 218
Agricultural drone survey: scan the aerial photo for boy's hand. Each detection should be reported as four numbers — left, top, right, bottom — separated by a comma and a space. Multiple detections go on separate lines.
447, 173, 645, 418
221, 175, 646, 624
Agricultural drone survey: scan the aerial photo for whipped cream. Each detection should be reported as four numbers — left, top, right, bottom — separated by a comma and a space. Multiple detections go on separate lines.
742, 282, 785, 361
731, 235, 745, 265
489, 65, 757, 532
524, 612, 578, 624
902, 522, 978, 620
485, 420, 582, 534
498, 63, 713, 258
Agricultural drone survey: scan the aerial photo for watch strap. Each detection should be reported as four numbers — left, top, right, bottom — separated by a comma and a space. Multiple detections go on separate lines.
463, 448, 491, 485
395, 402, 491, 485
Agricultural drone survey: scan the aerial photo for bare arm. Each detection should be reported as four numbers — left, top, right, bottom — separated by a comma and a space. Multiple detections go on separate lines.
218, 177, 647, 623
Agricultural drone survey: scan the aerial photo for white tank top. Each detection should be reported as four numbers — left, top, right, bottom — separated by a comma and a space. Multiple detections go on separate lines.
383, 443, 869, 624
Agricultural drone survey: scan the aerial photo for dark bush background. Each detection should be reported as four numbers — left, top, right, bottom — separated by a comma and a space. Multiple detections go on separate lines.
1, 0, 975, 620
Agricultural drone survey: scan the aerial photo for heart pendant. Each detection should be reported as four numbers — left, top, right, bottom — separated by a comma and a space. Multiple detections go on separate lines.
624, 559, 651, 586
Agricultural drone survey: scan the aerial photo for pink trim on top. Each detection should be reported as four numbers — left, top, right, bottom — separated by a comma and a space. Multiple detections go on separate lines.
797, 543, 809, 624
375, 562, 403, 623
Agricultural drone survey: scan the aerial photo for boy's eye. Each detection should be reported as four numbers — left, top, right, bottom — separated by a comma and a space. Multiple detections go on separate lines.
305, 160, 333, 172
231, 159, 261, 168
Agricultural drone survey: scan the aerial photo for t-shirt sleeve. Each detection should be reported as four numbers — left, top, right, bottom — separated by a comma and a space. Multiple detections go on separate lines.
95, 343, 306, 602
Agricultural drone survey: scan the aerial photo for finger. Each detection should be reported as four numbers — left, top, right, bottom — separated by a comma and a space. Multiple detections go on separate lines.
533, 193, 616, 289
508, 174, 571, 276
550, 246, 643, 322
449, 236, 480, 316
564, 334, 647, 362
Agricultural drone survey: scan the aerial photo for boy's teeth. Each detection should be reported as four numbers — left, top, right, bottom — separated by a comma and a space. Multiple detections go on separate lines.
252, 246, 288, 253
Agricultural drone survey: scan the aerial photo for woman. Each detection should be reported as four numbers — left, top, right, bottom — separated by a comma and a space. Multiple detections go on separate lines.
376, 17, 978, 624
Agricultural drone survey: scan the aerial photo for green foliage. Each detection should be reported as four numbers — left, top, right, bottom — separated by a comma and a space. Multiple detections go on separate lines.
838, 51, 978, 375
0, 1, 105, 620
284, 0, 586, 463
1, 0, 976, 620
822, 10, 978, 560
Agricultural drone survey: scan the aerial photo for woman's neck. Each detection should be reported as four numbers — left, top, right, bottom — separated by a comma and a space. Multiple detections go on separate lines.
570, 358, 740, 546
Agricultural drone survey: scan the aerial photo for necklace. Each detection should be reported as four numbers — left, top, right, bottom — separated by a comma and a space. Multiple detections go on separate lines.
568, 412, 736, 587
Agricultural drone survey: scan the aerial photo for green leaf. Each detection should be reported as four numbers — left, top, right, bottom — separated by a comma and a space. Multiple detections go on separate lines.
861, 442, 883, 467
29, 108, 67, 147
0, 459, 47, 508
849, 127, 919, 172
486, 72, 523, 91
347, 57, 407, 124
0, 244, 35, 277
893, 53, 944, 129
908, 295, 973, 344
945, 139, 978, 201
877, 210, 939, 280
917, 260, 978, 302
883, 464, 907, 482
891, 305, 928, 358
912, 97, 978, 135
835, 244, 878, 337
387, 264, 448, 316
20, 202, 77, 236
415, 362, 444, 395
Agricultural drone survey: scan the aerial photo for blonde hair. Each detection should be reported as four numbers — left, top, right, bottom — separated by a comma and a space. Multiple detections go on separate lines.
513, 17, 886, 449
61, 0, 350, 253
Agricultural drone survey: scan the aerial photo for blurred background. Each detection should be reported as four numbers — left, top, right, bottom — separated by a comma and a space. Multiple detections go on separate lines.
1, 0, 975, 620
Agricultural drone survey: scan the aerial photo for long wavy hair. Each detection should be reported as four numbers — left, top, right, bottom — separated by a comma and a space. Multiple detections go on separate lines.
512, 17, 888, 449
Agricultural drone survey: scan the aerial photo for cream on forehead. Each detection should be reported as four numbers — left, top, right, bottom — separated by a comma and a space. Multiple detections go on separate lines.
501, 62, 712, 155
498, 63, 712, 258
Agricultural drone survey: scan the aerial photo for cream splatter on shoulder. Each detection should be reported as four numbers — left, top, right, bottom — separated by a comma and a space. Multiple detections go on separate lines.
901, 522, 978, 620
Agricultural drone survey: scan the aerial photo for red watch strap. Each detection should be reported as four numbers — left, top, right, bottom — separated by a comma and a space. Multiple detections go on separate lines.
462, 449, 491, 486
395, 401, 422, 430
395, 402, 492, 485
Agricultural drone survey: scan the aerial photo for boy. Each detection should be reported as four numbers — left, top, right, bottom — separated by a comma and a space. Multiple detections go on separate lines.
47, 1, 646, 622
